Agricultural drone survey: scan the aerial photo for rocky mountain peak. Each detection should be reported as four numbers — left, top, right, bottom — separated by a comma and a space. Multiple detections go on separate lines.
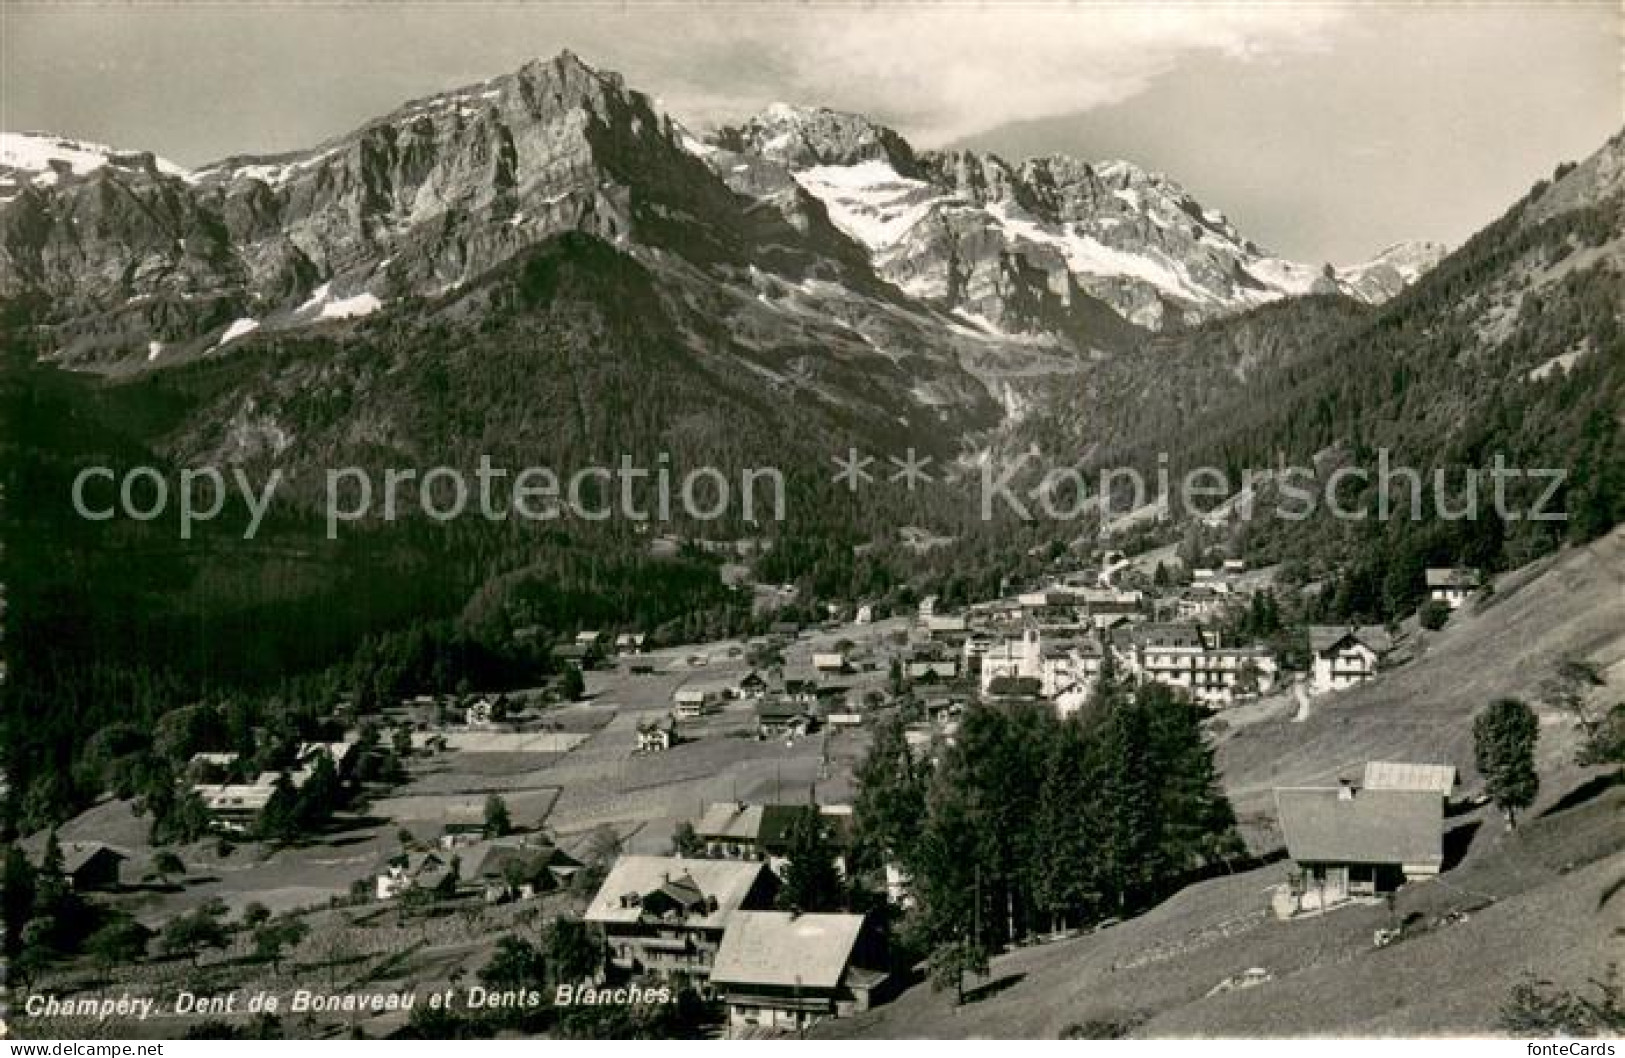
1, 53, 1457, 374
712, 103, 919, 174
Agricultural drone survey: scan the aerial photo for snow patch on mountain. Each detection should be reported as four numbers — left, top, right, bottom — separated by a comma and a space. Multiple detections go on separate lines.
793, 161, 940, 252
216, 318, 260, 347
0, 132, 190, 202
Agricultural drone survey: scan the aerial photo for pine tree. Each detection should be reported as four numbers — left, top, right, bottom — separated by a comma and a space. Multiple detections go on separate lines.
1474, 697, 1541, 828
776, 808, 844, 913
484, 794, 512, 838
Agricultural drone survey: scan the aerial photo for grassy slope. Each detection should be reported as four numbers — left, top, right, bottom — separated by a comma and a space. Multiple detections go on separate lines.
825, 527, 1625, 1038
1219, 526, 1625, 837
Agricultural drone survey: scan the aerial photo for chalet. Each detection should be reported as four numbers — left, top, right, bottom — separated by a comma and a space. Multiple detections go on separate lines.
711, 912, 891, 1035
294, 739, 358, 781
585, 856, 778, 984
925, 615, 968, 639
1362, 761, 1458, 799
637, 716, 678, 753
376, 851, 455, 901
673, 680, 732, 718
854, 602, 879, 625
615, 632, 648, 655
199, 773, 281, 832
1308, 626, 1390, 694
59, 843, 126, 891
467, 840, 582, 903
738, 670, 769, 699
1222, 558, 1247, 576
1425, 567, 1483, 609
695, 803, 854, 871
465, 697, 497, 728
697, 802, 773, 860
917, 595, 939, 619
1273, 781, 1443, 915
1175, 587, 1229, 623
554, 643, 594, 669
575, 630, 606, 649
757, 699, 813, 739
812, 651, 849, 674
1081, 588, 1145, 628
778, 667, 821, 705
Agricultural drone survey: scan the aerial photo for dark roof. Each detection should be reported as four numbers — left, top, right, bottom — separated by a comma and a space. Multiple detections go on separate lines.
1137, 623, 1204, 649
468, 843, 556, 880
1274, 787, 1443, 868
697, 803, 854, 850
1307, 624, 1392, 656
1425, 567, 1482, 589
61, 843, 126, 875
985, 675, 1043, 698
757, 700, 807, 722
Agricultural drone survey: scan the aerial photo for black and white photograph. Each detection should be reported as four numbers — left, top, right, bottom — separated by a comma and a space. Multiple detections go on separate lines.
0, 0, 1621, 1044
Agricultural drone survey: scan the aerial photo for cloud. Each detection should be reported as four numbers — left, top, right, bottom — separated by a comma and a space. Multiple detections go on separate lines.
619, 5, 1347, 143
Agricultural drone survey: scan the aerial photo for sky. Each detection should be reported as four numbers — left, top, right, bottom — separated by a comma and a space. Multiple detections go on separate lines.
3, 1, 1620, 263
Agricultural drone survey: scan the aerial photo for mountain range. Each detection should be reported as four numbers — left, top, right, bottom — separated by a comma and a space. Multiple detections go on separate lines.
1, 51, 1619, 528
0, 52, 1451, 463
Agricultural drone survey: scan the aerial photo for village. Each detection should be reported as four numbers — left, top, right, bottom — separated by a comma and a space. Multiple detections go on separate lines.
9, 533, 1620, 1040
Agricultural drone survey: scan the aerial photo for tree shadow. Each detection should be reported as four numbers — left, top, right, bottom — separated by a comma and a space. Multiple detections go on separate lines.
1539, 770, 1624, 818
962, 972, 1026, 1005
1444, 796, 1483, 819
1442, 819, 1482, 872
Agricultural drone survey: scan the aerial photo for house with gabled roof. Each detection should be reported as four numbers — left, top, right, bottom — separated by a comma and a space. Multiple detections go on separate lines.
59, 842, 126, 892
375, 850, 455, 901
711, 911, 891, 1035
1425, 567, 1483, 609
585, 856, 778, 985
812, 650, 849, 674
1273, 780, 1443, 916
466, 839, 582, 902
673, 679, 734, 718
694, 802, 853, 872
198, 773, 282, 833
757, 699, 814, 739
637, 715, 678, 753
1308, 625, 1391, 694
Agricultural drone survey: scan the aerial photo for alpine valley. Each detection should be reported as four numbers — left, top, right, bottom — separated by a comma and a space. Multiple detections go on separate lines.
1, 51, 1621, 835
